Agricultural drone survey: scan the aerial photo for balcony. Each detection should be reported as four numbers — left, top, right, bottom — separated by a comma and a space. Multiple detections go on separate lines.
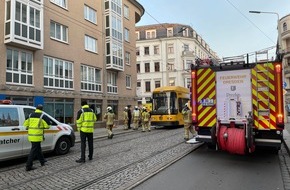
281, 29, 290, 40
283, 47, 290, 59
4, 0, 43, 50
106, 55, 124, 71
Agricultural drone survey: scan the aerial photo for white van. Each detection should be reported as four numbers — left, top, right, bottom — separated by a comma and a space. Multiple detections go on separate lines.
0, 102, 75, 161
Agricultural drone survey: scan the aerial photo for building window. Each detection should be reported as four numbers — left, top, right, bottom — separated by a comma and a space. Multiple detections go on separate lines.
126, 75, 131, 88
11, 1, 43, 46
136, 47, 140, 56
44, 98, 73, 124
107, 72, 117, 94
6, 48, 33, 85
81, 65, 101, 92
124, 28, 129, 42
145, 81, 151, 92
124, 5, 129, 19
154, 45, 159, 54
136, 32, 140, 40
185, 60, 193, 70
50, 0, 67, 9
87, 99, 103, 121
145, 63, 150, 73
137, 63, 140, 73
183, 44, 189, 51
185, 77, 191, 88
85, 35, 97, 53
84, 5, 97, 24
43, 56, 73, 89
167, 28, 173, 37
125, 51, 130, 65
168, 44, 174, 54
50, 21, 68, 42
283, 22, 287, 32
144, 46, 149, 55
146, 30, 156, 39
154, 62, 160, 72
137, 81, 141, 87
155, 80, 161, 88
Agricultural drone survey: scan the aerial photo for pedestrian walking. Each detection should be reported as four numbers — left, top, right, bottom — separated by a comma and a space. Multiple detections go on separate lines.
182, 103, 196, 141
133, 106, 141, 130
23, 104, 51, 171
123, 107, 129, 130
76, 100, 97, 163
104, 106, 116, 139
127, 105, 132, 129
141, 107, 151, 132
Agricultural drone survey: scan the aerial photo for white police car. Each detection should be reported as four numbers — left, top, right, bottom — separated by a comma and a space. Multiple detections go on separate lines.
0, 100, 75, 161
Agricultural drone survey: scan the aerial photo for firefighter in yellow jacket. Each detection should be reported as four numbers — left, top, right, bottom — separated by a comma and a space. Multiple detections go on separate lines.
123, 107, 129, 130
182, 103, 196, 141
141, 107, 151, 132
76, 100, 97, 163
104, 106, 115, 139
23, 104, 51, 171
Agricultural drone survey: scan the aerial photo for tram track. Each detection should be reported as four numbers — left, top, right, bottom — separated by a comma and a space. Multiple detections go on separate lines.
0, 129, 164, 173
0, 128, 188, 190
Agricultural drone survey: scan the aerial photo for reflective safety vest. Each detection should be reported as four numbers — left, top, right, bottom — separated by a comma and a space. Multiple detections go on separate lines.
23, 109, 50, 142
76, 105, 97, 133
133, 110, 140, 118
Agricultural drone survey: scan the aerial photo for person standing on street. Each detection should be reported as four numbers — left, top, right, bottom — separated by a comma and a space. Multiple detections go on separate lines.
104, 106, 116, 139
76, 100, 97, 163
123, 107, 129, 130
127, 105, 132, 129
133, 106, 141, 130
24, 104, 51, 171
141, 107, 151, 132
182, 103, 196, 141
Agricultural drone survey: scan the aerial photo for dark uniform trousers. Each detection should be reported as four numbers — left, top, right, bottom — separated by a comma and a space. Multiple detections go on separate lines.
80, 131, 93, 160
26, 142, 45, 168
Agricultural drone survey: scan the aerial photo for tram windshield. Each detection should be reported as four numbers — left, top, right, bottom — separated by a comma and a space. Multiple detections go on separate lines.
151, 91, 178, 115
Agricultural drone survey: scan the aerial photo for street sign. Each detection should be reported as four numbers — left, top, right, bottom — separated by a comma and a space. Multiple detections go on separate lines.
283, 89, 287, 95
283, 82, 287, 89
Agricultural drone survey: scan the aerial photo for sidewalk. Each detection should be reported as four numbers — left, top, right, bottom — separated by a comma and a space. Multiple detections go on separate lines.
283, 123, 290, 154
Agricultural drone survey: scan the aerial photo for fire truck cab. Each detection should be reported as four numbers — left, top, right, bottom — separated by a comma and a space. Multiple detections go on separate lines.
190, 59, 284, 154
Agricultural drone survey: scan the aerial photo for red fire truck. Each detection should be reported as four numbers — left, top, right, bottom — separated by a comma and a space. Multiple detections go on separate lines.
190, 59, 284, 154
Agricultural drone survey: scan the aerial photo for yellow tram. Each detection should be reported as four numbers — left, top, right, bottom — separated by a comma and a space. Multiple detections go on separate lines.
150, 86, 190, 127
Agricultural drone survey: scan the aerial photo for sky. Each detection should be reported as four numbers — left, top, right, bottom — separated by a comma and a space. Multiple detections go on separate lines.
136, 0, 290, 60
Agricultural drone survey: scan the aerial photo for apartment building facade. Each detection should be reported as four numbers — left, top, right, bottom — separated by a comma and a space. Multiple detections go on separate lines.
135, 23, 219, 104
0, 0, 144, 124
280, 14, 290, 115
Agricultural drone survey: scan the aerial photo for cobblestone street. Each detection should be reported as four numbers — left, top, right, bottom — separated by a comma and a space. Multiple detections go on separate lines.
0, 127, 201, 190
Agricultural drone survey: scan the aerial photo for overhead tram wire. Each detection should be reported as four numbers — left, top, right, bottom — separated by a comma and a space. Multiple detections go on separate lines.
224, 0, 276, 45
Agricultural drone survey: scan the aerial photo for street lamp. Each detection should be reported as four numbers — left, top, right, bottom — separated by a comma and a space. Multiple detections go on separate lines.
249, 11, 281, 56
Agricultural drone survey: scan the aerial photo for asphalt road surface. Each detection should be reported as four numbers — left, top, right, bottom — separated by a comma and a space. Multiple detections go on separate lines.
133, 145, 284, 190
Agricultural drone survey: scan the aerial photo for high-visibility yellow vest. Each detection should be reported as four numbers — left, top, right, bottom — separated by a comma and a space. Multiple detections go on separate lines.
23, 109, 50, 142
76, 105, 97, 133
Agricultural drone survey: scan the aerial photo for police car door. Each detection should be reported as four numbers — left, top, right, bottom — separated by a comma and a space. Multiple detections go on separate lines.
0, 106, 24, 160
